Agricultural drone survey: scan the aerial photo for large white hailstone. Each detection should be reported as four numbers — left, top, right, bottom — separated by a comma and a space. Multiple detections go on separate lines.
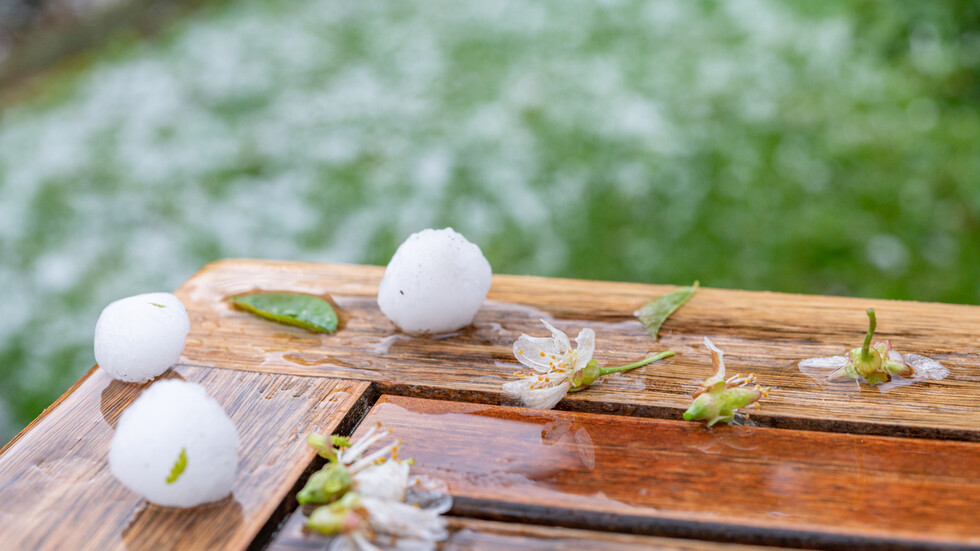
94, 292, 190, 382
109, 380, 239, 507
378, 228, 492, 334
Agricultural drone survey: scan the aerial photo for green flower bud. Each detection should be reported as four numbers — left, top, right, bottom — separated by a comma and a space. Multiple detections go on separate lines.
307, 491, 364, 534
297, 463, 352, 505
307, 506, 349, 535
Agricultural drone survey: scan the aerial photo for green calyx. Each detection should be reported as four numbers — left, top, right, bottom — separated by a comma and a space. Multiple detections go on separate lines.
570, 360, 601, 390
297, 462, 353, 505
829, 309, 912, 385
569, 351, 675, 392
683, 386, 763, 427
307, 492, 363, 535
307, 432, 350, 462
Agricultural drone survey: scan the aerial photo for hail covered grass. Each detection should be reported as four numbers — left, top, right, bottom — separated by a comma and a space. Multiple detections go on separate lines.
0, 0, 978, 440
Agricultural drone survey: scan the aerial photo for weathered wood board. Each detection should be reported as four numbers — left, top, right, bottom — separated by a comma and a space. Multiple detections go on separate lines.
0, 366, 368, 551
4, 259, 980, 551
177, 260, 980, 440
349, 395, 980, 550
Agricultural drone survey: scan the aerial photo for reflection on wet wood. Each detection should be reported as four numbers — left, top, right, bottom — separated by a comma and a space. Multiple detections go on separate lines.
176, 260, 980, 440
268, 513, 788, 551
0, 367, 368, 551
354, 395, 980, 550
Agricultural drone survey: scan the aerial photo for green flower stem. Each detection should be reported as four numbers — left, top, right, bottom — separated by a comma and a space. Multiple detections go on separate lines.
861, 308, 876, 362
598, 350, 675, 376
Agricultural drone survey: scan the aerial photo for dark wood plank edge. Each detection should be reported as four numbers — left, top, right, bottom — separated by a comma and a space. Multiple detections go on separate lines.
450, 497, 970, 551
248, 383, 381, 551
372, 381, 980, 443
442, 518, 796, 551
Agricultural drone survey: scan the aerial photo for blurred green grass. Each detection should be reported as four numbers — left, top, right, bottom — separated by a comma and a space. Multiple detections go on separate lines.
1, 0, 979, 442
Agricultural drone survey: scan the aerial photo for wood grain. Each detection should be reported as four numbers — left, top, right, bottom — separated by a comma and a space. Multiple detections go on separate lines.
175, 260, 980, 440
349, 395, 980, 550
268, 514, 792, 551
0, 366, 368, 551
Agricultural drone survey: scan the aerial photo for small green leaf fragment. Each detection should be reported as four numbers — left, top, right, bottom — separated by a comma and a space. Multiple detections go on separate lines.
233, 292, 338, 333
635, 281, 699, 340
150, 303, 165, 308
166, 447, 187, 484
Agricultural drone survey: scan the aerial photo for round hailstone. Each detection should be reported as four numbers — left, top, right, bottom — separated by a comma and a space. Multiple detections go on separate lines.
378, 228, 492, 334
94, 292, 190, 382
109, 380, 239, 507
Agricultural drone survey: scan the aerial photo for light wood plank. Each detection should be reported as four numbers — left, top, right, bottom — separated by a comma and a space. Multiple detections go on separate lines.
0, 366, 369, 551
175, 260, 980, 440
348, 395, 980, 550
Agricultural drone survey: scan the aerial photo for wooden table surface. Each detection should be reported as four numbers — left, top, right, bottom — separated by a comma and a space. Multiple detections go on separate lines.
2, 259, 979, 550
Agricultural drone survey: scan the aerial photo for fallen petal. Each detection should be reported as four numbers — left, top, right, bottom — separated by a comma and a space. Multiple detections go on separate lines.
799, 356, 848, 369
903, 354, 950, 381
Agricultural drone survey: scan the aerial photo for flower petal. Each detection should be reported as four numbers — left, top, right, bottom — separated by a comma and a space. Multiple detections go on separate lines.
512, 320, 572, 372
513, 336, 559, 371
503, 376, 571, 410
798, 356, 848, 369
573, 328, 595, 370
363, 496, 449, 542
903, 353, 950, 381
703, 337, 726, 379
540, 319, 571, 350
408, 476, 452, 515
326, 535, 364, 551
354, 460, 410, 502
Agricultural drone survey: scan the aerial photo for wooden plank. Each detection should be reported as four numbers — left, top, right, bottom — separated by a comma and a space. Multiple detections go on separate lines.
175, 260, 980, 440
0, 366, 369, 551
347, 395, 980, 550
268, 514, 792, 550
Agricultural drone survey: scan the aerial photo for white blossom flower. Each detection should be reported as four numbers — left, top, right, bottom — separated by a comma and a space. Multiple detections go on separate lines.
301, 426, 452, 551
300, 423, 412, 504
315, 474, 451, 551
323, 493, 449, 551
503, 319, 675, 410
503, 319, 595, 409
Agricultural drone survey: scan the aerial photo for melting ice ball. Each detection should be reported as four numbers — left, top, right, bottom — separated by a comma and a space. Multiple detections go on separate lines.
378, 228, 492, 334
109, 380, 239, 507
94, 292, 190, 382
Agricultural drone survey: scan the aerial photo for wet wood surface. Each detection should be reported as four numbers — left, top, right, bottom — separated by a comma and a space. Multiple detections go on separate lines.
268, 514, 791, 551
0, 366, 368, 551
351, 395, 980, 550
176, 260, 980, 440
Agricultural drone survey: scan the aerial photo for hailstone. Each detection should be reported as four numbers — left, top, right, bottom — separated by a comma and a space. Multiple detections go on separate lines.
94, 292, 190, 382
377, 228, 492, 334
109, 380, 239, 507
